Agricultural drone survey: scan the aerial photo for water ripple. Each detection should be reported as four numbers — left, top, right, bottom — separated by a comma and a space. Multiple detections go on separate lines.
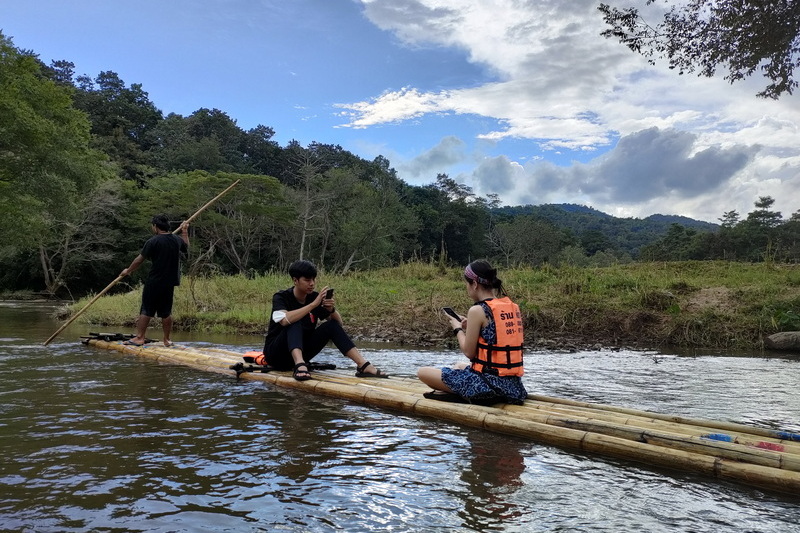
1, 328, 799, 531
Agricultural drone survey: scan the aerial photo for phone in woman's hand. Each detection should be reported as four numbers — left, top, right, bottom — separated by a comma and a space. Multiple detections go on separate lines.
441, 307, 460, 320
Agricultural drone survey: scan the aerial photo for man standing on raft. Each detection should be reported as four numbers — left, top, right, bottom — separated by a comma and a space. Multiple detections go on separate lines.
260, 260, 388, 381
120, 214, 189, 347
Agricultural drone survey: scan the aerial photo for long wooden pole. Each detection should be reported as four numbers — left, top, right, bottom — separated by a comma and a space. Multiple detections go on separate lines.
43, 179, 241, 346
178, 179, 240, 228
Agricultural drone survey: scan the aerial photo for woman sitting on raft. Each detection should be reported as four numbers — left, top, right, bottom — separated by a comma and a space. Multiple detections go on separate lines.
418, 260, 528, 405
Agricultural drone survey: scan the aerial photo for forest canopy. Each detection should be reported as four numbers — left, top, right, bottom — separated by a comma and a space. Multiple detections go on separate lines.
1, 31, 798, 298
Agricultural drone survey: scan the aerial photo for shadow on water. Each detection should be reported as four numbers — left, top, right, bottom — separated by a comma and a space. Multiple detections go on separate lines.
1, 301, 800, 532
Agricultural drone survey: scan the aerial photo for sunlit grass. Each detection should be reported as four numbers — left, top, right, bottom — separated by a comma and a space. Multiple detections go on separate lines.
67, 260, 800, 350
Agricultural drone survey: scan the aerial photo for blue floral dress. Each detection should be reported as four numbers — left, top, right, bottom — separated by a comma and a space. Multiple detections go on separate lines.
441, 300, 528, 405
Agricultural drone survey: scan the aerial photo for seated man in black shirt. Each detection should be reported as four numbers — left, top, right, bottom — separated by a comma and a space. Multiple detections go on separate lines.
262, 260, 388, 381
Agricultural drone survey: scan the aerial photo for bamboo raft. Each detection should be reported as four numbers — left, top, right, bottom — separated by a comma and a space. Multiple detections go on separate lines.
83, 336, 800, 496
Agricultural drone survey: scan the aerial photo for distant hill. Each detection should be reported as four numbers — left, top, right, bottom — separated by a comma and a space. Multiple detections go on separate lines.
644, 213, 718, 231
494, 204, 719, 257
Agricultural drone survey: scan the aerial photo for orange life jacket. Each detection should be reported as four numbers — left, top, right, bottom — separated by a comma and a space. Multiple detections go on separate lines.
244, 350, 267, 366
471, 297, 524, 376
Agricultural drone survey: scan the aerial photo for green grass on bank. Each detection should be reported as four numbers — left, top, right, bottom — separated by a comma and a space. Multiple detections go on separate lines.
65, 261, 800, 350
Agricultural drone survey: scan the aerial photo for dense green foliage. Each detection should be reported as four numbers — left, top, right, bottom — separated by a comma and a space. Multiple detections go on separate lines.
1, 32, 799, 299
599, 0, 800, 98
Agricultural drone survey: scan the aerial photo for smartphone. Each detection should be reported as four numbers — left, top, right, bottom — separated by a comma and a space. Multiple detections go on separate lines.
325, 288, 334, 299
441, 307, 460, 320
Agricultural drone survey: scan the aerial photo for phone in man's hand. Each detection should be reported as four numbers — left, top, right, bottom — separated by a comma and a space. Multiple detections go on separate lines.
441, 307, 460, 320
326, 288, 334, 299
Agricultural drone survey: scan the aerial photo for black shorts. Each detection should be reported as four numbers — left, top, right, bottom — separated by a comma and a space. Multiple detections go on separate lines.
140, 283, 175, 318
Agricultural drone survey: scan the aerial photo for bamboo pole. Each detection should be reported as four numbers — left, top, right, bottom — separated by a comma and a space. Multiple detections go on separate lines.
85, 338, 800, 495
528, 393, 800, 442
95, 340, 800, 467
42, 275, 126, 346
43, 180, 241, 346
519, 401, 800, 457
178, 179, 241, 227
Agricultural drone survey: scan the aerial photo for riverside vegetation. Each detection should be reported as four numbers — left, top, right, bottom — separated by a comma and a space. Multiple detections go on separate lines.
5, 31, 800, 304
60, 260, 800, 352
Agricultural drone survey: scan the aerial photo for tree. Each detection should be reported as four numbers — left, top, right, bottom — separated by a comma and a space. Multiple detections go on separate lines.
36, 180, 126, 296
718, 210, 740, 228
154, 172, 289, 275
599, 1, 800, 98
639, 223, 703, 261
580, 229, 615, 255
73, 71, 163, 144
0, 32, 112, 294
322, 168, 418, 273
491, 216, 571, 267
739, 195, 784, 261
146, 109, 258, 174
284, 146, 333, 263
746, 196, 782, 228
63, 69, 164, 182
242, 124, 283, 177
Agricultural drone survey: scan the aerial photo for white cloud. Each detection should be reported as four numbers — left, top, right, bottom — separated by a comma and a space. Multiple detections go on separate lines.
335, 87, 451, 128
349, 0, 800, 221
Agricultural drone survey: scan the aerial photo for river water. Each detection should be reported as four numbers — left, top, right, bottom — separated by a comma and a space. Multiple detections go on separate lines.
1, 301, 799, 532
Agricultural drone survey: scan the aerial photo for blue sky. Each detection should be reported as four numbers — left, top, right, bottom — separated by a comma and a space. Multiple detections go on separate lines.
2, 0, 798, 223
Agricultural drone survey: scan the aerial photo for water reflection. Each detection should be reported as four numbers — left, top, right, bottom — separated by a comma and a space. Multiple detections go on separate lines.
1, 302, 800, 532
457, 431, 528, 531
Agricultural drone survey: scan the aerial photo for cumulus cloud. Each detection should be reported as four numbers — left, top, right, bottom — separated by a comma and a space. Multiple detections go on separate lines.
398, 135, 467, 179
472, 155, 524, 194
349, 0, 652, 149
573, 128, 759, 202
349, 0, 800, 220
464, 128, 759, 219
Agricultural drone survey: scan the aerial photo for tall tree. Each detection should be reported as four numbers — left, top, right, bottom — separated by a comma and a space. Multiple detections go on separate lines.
741, 195, 784, 261
284, 146, 332, 262
146, 109, 254, 174
242, 124, 283, 177
73, 70, 162, 144
0, 32, 112, 293
718, 210, 740, 228
193, 172, 290, 275
599, 0, 800, 98
37, 180, 126, 296
746, 196, 783, 228
322, 168, 418, 273
72, 71, 163, 183
491, 215, 572, 267
639, 223, 702, 261
185, 108, 246, 170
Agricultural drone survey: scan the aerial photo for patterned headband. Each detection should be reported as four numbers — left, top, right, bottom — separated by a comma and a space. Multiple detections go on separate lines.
464, 264, 490, 285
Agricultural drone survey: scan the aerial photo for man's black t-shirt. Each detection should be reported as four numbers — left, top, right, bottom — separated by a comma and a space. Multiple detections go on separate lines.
140, 233, 187, 287
264, 287, 331, 345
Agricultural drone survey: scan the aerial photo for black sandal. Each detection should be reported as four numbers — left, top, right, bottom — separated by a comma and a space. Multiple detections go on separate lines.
293, 362, 312, 381
355, 361, 389, 378
423, 390, 467, 403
